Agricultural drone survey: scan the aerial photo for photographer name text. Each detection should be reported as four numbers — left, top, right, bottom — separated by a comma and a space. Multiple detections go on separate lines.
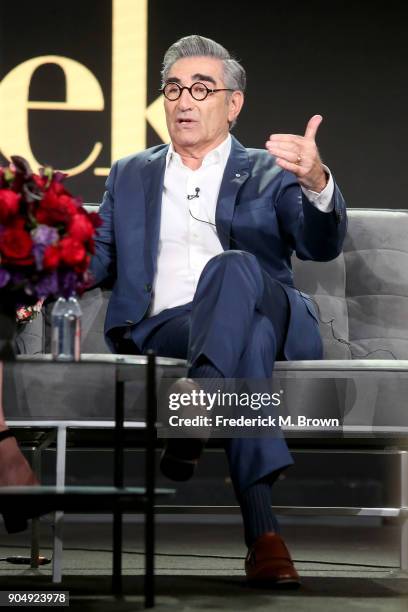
167, 415, 340, 428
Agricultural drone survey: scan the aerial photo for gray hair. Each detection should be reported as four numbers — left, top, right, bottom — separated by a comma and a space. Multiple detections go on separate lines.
161, 35, 246, 128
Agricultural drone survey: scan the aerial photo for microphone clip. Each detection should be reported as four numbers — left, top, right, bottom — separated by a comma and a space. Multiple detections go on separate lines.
187, 187, 200, 200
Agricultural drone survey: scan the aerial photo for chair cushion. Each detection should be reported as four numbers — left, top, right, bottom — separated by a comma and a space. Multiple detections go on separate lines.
294, 209, 408, 360
17, 209, 408, 362
344, 210, 408, 359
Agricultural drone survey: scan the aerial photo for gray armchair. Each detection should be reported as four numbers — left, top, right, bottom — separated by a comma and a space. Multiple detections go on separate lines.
22, 208, 408, 360
23, 208, 408, 430
14, 208, 408, 569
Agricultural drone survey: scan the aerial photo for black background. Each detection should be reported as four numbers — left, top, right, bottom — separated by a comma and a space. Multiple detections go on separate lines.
1, 0, 407, 208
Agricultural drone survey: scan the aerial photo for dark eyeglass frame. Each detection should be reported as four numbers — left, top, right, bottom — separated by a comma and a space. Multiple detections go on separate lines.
161, 81, 234, 101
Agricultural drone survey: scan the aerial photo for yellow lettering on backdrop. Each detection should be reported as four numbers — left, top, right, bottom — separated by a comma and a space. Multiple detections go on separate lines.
0, 0, 169, 179
95, 0, 151, 176
0, 55, 104, 175
94, 0, 169, 176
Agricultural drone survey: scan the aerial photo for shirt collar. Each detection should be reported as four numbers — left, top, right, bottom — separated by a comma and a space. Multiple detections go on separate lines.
166, 134, 231, 170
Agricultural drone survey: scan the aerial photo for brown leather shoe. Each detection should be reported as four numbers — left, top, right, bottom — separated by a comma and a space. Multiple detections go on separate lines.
245, 532, 300, 587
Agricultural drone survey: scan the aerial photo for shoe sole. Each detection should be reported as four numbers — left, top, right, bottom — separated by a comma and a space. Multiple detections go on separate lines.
246, 563, 300, 589
247, 577, 301, 589
159, 451, 198, 482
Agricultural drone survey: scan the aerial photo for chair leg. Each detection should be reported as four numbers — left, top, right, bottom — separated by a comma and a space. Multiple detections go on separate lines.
30, 444, 42, 568
52, 426, 67, 583
145, 352, 156, 608
112, 378, 124, 595
30, 518, 40, 568
30, 430, 56, 568
401, 517, 408, 571
145, 493, 154, 608
400, 450, 408, 570
112, 510, 123, 596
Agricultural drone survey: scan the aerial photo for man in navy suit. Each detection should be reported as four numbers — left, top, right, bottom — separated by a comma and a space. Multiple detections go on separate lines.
91, 34, 347, 586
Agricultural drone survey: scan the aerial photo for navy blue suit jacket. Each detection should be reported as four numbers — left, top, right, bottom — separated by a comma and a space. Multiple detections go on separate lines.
91, 136, 347, 359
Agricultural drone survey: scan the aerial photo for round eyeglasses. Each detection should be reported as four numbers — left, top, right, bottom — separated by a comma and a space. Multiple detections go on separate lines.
161, 81, 234, 101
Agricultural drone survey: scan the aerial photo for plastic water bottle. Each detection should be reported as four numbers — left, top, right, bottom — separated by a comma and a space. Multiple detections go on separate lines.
51, 296, 82, 361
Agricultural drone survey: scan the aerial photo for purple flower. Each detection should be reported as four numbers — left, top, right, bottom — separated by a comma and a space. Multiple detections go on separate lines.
31, 226, 59, 271
10, 270, 25, 286
33, 271, 59, 298
0, 268, 10, 288
33, 243, 45, 271
31, 225, 58, 246
53, 171, 68, 183
59, 269, 78, 298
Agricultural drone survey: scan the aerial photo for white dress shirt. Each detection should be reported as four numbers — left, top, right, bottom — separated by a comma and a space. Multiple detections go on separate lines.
150, 134, 334, 317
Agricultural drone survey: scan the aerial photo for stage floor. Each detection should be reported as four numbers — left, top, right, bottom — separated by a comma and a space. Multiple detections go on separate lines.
1, 517, 407, 611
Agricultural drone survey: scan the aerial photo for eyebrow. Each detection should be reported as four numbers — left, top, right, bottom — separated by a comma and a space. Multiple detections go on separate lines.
165, 73, 217, 86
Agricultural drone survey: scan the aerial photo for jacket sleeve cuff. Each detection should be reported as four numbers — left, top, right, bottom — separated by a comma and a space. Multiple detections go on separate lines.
301, 165, 334, 212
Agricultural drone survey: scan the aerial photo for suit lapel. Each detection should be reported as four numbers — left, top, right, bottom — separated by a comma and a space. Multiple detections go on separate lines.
141, 147, 168, 278
215, 136, 250, 250
140, 136, 250, 275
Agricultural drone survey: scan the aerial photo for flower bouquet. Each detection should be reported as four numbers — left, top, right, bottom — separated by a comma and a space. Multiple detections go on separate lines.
0, 155, 101, 358
15, 299, 44, 324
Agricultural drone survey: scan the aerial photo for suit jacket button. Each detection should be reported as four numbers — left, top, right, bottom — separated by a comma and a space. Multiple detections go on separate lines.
145, 283, 152, 292
125, 320, 134, 325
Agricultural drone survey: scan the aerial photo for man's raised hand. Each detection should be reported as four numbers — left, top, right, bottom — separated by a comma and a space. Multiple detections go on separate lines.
266, 114, 327, 193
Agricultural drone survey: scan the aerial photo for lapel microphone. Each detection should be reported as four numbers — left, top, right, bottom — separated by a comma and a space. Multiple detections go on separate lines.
187, 187, 200, 200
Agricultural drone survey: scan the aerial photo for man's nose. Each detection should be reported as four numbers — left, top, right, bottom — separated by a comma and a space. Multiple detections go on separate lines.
177, 88, 194, 109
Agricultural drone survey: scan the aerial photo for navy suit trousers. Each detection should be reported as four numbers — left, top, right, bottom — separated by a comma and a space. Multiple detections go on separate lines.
128, 251, 295, 492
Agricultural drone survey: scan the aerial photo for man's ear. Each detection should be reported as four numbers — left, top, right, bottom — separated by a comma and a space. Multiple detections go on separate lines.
228, 90, 244, 124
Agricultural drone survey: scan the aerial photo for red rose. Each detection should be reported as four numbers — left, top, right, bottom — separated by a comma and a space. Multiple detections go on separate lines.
87, 237, 95, 254
36, 186, 78, 225
0, 227, 34, 265
0, 189, 21, 223
87, 211, 102, 228
69, 213, 95, 242
74, 253, 90, 274
59, 237, 86, 266
49, 180, 68, 194
32, 174, 48, 190
43, 244, 61, 270
8, 216, 26, 230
